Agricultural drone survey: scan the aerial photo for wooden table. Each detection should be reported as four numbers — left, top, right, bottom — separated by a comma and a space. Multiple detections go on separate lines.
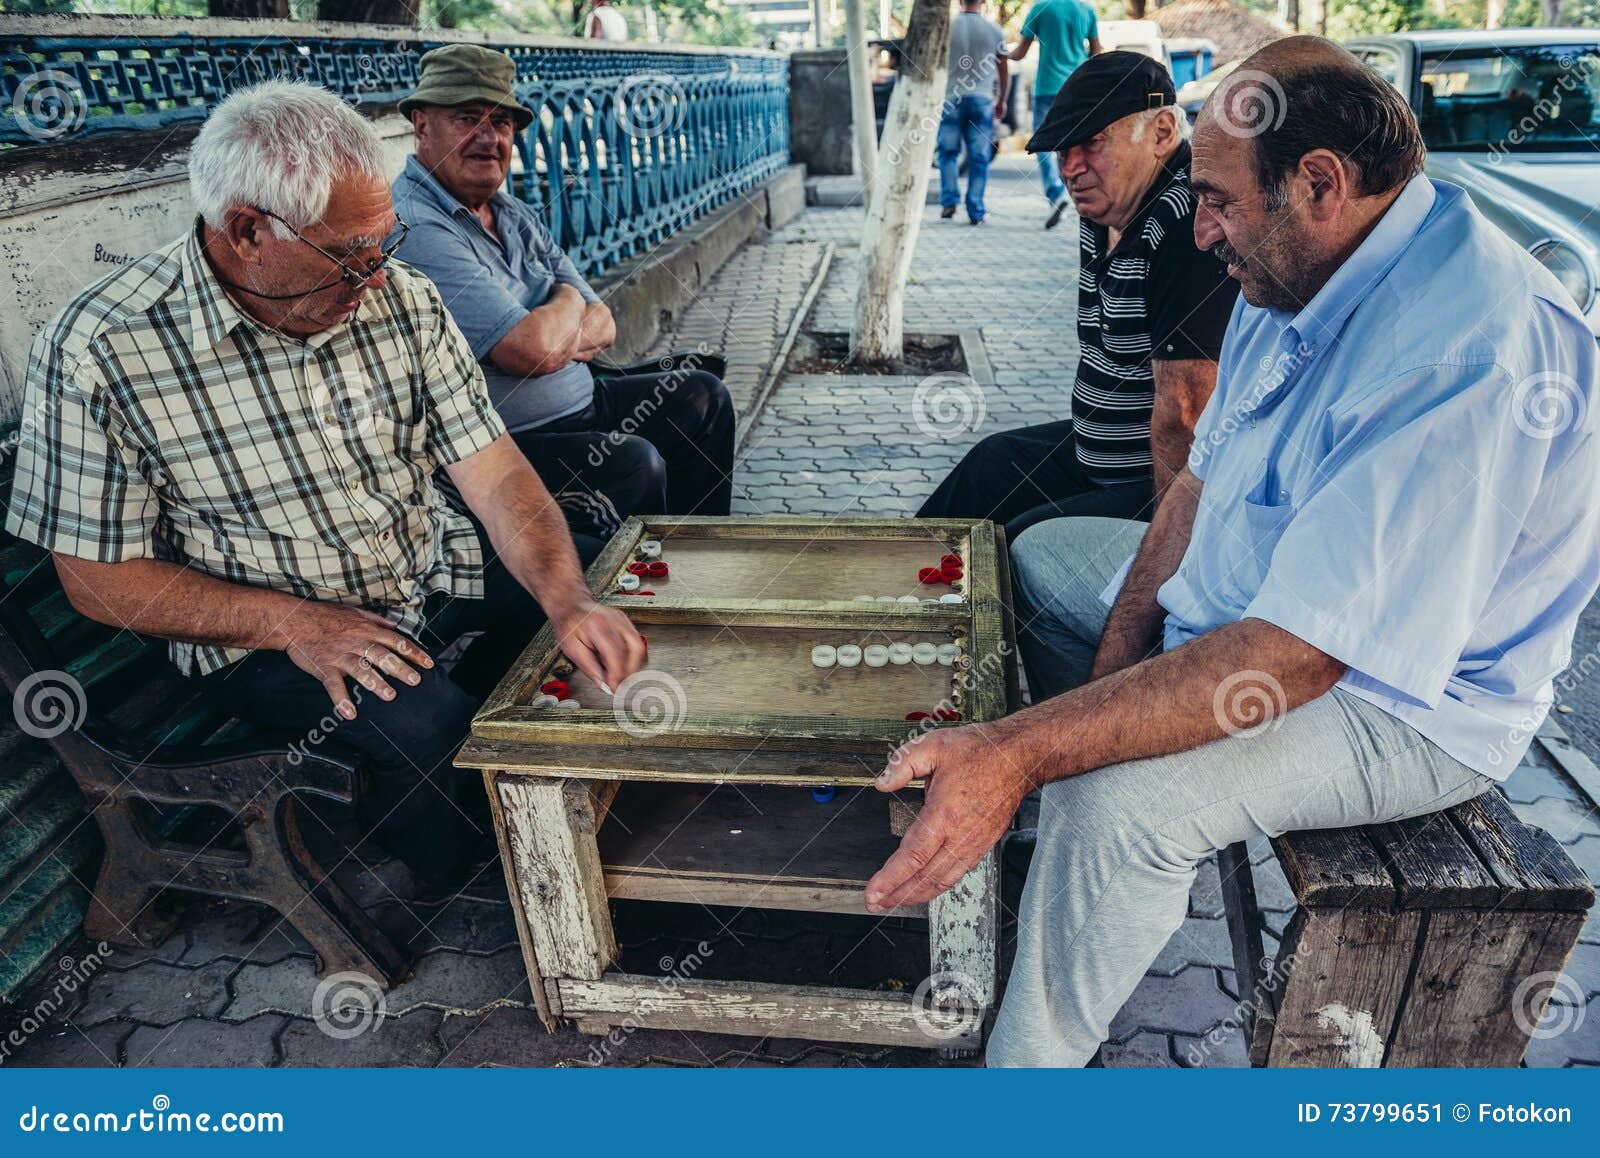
457, 516, 1019, 1052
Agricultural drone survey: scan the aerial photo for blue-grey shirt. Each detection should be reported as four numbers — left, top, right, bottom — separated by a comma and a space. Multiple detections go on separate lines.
391, 155, 598, 431
1114, 175, 1600, 779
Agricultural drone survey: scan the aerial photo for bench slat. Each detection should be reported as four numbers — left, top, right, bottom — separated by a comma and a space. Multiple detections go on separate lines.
1272, 826, 1394, 908
1450, 790, 1595, 913
1373, 808, 1503, 909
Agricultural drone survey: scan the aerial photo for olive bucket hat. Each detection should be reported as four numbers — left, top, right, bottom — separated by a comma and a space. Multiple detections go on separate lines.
399, 43, 533, 129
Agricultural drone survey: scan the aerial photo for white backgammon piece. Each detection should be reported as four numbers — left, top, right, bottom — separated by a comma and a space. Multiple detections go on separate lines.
911, 642, 938, 665
939, 593, 964, 604
532, 694, 560, 708
836, 645, 863, 668
937, 643, 960, 666
863, 645, 890, 668
854, 594, 876, 602
897, 594, 920, 603
556, 699, 581, 709
888, 643, 913, 665
617, 573, 640, 591
875, 595, 897, 603
922, 598, 940, 606
639, 540, 662, 559
811, 645, 838, 669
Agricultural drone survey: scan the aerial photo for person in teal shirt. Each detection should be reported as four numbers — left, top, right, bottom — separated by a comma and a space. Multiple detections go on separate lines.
1010, 0, 1102, 226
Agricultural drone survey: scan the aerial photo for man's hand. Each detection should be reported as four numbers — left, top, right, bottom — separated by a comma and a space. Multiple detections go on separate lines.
281, 601, 435, 719
864, 722, 1031, 912
550, 599, 647, 694
994, 99, 1008, 122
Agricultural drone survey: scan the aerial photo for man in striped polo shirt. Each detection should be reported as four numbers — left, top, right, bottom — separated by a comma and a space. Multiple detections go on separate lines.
917, 53, 1237, 543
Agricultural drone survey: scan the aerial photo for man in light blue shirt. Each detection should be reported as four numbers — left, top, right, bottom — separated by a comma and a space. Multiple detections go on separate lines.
860, 37, 1600, 1066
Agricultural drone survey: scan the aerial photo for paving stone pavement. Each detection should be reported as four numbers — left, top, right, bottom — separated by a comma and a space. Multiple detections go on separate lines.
4, 157, 1597, 1070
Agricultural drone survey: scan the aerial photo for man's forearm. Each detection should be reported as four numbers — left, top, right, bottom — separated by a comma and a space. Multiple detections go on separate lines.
490, 286, 587, 378
573, 301, 615, 360
1092, 467, 1200, 676
995, 617, 1346, 789
1149, 359, 1218, 497
55, 554, 310, 652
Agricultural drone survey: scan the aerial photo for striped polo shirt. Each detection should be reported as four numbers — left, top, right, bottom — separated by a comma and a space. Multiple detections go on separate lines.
1072, 141, 1238, 485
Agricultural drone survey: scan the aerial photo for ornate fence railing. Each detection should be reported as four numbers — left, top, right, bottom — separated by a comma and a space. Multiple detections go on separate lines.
0, 20, 790, 277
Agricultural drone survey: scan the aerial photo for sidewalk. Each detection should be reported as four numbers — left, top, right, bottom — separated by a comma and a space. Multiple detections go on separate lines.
5, 157, 1597, 1070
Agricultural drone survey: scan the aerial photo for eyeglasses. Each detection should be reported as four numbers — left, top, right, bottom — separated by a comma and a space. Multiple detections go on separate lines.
254, 206, 410, 290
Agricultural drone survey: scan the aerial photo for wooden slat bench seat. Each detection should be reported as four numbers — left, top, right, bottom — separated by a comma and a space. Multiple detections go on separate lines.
0, 535, 407, 997
1220, 785, 1594, 1067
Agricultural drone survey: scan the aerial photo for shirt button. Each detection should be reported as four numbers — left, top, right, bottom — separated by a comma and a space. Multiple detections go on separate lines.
325, 414, 338, 427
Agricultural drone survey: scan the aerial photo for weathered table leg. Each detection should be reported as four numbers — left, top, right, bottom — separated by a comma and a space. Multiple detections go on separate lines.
494, 775, 618, 985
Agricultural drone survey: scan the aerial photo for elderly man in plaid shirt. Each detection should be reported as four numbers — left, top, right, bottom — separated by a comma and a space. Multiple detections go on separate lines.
5, 82, 645, 895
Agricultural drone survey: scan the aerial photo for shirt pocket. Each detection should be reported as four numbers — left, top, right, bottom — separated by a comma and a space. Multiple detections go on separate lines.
1232, 487, 1296, 600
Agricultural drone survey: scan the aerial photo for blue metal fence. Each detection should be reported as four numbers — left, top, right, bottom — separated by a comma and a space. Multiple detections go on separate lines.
0, 32, 790, 277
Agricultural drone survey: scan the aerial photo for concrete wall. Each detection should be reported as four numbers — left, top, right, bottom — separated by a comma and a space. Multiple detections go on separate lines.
788, 49, 856, 178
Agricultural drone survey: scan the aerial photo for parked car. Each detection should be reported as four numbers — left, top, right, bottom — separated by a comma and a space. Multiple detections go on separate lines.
1345, 29, 1600, 334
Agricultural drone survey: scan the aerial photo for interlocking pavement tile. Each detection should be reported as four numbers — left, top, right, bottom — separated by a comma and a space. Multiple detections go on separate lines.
1503, 757, 1586, 805
1188, 855, 1226, 920
1174, 1023, 1251, 1068
438, 1006, 584, 1067
1101, 1031, 1180, 1068
1108, 964, 1243, 1041
221, 945, 530, 1022
1521, 993, 1599, 1067
1509, 795, 1600, 844
1566, 835, 1600, 886
177, 900, 311, 968
1149, 916, 1235, 976
278, 1007, 443, 1067
75, 959, 238, 1028
124, 1014, 287, 1067
372, 896, 519, 958
1, 1020, 133, 1067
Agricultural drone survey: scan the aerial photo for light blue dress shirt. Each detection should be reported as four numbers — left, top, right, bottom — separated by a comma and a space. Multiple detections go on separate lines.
1129, 175, 1600, 779
391, 155, 598, 432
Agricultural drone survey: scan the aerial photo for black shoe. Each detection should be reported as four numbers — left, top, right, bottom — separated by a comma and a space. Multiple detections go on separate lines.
1045, 194, 1071, 230
940, 205, 957, 219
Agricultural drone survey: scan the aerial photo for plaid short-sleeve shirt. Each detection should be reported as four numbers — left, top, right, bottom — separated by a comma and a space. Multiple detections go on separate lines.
5, 221, 508, 676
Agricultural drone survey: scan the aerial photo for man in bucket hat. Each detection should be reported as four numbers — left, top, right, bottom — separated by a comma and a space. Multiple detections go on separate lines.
394, 44, 734, 535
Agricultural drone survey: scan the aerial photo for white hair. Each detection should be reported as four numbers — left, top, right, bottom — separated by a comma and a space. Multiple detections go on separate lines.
1129, 104, 1190, 145
189, 80, 392, 237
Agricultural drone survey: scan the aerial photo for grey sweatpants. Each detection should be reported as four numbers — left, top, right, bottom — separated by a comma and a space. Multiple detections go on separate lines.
988, 517, 1492, 1066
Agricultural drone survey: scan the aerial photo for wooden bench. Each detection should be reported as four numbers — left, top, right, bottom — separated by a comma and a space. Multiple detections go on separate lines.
0, 528, 408, 995
1219, 785, 1594, 1067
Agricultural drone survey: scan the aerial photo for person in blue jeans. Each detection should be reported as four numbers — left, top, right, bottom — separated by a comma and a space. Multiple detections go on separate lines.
937, 0, 1008, 224
1010, 0, 1102, 227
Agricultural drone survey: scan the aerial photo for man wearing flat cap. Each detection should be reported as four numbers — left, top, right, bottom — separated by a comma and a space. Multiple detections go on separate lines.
393, 45, 735, 535
918, 52, 1237, 554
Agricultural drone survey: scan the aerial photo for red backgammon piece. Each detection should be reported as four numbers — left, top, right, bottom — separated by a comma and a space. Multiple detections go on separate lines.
941, 554, 962, 570
540, 680, 570, 699
646, 560, 669, 578
935, 708, 962, 721
626, 561, 650, 576
941, 567, 963, 584
904, 711, 933, 721
918, 567, 943, 584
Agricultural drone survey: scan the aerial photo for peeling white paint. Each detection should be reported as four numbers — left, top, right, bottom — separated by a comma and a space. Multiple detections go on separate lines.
1313, 1002, 1385, 1067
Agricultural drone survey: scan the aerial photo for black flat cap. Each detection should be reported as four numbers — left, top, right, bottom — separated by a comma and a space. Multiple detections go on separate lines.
1026, 51, 1176, 154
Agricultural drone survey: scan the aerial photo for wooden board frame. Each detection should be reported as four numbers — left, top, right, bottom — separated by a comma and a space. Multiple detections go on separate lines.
465, 517, 1012, 759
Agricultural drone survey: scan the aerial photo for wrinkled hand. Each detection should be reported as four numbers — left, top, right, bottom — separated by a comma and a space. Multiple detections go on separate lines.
552, 600, 646, 693
283, 602, 434, 719
864, 722, 1032, 912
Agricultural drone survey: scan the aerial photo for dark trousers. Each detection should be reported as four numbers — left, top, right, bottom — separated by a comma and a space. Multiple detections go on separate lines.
916, 420, 1155, 542
512, 369, 735, 536
191, 538, 602, 891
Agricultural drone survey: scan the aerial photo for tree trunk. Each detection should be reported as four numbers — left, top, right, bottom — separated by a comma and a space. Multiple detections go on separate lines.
844, 0, 880, 209
1125, 0, 1147, 17
316, 0, 420, 22
851, 0, 950, 364
1278, 0, 1300, 29
1485, 0, 1505, 27
209, 0, 289, 15
1539, 0, 1564, 22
